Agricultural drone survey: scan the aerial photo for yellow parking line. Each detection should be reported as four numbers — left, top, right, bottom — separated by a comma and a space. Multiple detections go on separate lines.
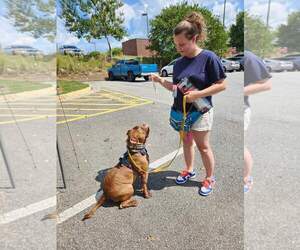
0, 116, 52, 125
61, 98, 114, 102
57, 100, 153, 125
0, 107, 111, 111
0, 89, 153, 125
0, 103, 130, 106
101, 89, 149, 101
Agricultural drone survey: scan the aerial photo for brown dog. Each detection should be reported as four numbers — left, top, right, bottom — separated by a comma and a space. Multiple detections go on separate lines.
82, 124, 151, 221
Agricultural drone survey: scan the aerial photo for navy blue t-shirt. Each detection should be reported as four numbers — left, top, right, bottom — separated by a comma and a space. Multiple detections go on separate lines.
172, 49, 226, 112
242, 51, 271, 107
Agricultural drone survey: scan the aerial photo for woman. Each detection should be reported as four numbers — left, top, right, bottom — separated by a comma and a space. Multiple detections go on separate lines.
151, 12, 226, 196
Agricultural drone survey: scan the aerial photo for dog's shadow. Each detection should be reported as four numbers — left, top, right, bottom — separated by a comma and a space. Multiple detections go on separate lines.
94, 168, 200, 201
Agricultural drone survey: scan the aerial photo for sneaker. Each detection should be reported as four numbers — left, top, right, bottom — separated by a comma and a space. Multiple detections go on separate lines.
244, 176, 253, 193
175, 170, 196, 185
199, 177, 215, 196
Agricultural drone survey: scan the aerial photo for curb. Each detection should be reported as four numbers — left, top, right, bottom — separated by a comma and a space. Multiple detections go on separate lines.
1, 86, 56, 101
1, 85, 93, 102
58, 86, 92, 101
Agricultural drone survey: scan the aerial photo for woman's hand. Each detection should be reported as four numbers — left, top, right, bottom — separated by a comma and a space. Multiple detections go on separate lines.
150, 74, 163, 84
184, 90, 201, 103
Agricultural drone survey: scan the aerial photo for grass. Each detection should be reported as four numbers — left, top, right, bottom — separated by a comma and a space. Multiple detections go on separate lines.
0, 79, 51, 94
0, 53, 55, 75
57, 80, 89, 94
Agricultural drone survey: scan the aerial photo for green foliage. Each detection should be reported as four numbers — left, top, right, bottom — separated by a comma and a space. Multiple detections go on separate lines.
0, 79, 51, 94
229, 12, 244, 52
0, 53, 55, 74
59, 0, 127, 59
244, 12, 274, 57
108, 47, 123, 57
5, 0, 55, 41
57, 80, 89, 94
277, 11, 300, 52
57, 54, 107, 74
148, 2, 228, 65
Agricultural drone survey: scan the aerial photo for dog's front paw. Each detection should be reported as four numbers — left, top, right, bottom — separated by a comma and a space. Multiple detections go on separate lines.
143, 191, 152, 199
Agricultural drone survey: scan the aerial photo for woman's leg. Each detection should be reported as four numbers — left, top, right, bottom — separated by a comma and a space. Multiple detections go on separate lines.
244, 146, 253, 183
183, 132, 195, 172
191, 130, 215, 180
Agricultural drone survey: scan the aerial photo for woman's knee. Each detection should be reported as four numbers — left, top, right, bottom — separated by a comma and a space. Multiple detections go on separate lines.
197, 143, 211, 154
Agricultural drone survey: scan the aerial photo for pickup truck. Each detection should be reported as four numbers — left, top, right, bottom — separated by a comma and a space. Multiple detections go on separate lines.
107, 59, 158, 82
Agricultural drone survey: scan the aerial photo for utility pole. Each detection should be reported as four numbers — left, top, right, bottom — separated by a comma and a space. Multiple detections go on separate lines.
223, 0, 227, 27
266, 0, 271, 29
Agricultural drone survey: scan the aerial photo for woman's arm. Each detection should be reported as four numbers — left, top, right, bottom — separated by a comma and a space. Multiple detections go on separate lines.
150, 74, 174, 92
244, 79, 272, 96
184, 79, 227, 103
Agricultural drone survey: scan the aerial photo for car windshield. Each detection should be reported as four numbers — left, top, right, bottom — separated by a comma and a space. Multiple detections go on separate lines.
126, 60, 138, 65
11, 45, 33, 49
64, 46, 78, 49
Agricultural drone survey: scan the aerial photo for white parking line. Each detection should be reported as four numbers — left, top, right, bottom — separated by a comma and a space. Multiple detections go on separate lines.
57, 148, 183, 224
0, 196, 56, 225
0, 148, 183, 225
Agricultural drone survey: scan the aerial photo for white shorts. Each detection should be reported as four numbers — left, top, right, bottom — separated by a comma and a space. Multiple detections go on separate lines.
244, 107, 251, 131
191, 108, 214, 131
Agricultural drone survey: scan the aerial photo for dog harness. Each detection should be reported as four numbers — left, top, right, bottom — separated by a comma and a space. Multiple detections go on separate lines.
119, 146, 148, 170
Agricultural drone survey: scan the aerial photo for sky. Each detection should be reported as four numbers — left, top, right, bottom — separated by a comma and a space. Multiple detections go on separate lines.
0, 0, 299, 54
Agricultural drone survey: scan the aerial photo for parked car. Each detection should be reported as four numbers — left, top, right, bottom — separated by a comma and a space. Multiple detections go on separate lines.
263, 59, 294, 72
274, 55, 300, 71
59, 45, 83, 56
107, 59, 158, 82
221, 58, 240, 72
4, 45, 43, 56
226, 53, 244, 71
160, 59, 178, 77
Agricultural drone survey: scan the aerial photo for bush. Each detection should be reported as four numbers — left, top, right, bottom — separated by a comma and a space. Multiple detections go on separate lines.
0, 52, 55, 75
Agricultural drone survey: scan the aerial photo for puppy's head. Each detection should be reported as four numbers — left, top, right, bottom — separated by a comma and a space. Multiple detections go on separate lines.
127, 123, 150, 145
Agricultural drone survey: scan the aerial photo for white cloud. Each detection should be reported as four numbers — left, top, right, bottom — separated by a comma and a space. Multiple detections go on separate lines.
117, 3, 136, 28
56, 17, 80, 46
0, 16, 35, 47
212, 1, 238, 27
246, 1, 294, 29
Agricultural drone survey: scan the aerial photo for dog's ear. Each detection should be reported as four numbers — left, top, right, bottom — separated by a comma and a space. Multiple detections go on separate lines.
145, 126, 150, 139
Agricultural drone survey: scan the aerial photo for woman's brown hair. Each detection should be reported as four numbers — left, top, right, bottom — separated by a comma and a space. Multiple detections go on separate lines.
173, 12, 206, 41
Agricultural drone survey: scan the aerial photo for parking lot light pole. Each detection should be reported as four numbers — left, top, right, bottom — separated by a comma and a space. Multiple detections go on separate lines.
223, 0, 227, 27
266, 0, 271, 29
142, 12, 149, 38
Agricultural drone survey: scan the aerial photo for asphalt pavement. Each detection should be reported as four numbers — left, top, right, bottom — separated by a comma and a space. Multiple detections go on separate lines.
56, 72, 244, 250
1, 71, 299, 249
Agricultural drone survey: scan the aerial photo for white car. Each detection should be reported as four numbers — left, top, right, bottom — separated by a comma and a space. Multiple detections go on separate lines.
4, 45, 43, 56
160, 59, 177, 77
59, 45, 83, 56
221, 58, 240, 72
263, 59, 294, 72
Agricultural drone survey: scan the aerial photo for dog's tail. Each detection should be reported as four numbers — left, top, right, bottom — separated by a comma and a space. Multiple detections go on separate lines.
82, 194, 106, 221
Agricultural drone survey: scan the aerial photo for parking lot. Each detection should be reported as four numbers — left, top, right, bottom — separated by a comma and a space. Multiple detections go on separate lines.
1, 71, 299, 249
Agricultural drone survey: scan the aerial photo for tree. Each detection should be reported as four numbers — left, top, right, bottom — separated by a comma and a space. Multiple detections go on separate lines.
59, 0, 126, 60
5, 0, 55, 41
229, 12, 244, 52
148, 2, 228, 65
109, 47, 123, 57
277, 11, 300, 52
244, 12, 274, 57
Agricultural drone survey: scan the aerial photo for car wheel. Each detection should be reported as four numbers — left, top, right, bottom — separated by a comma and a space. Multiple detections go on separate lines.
127, 71, 135, 82
223, 66, 227, 72
108, 72, 114, 81
144, 76, 149, 81
162, 70, 168, 77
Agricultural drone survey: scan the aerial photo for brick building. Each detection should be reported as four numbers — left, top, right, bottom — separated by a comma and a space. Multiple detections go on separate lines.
122, 38, 154, 57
